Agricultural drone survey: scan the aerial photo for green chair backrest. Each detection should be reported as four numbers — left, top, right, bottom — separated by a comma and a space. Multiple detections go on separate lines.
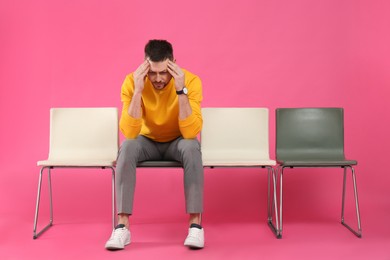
276, 108, 346, 161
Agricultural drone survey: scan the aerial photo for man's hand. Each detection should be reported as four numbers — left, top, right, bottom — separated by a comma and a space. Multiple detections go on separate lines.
128, 60, 149, 118
133, 60, 150, 94
167, 60, 185, 91
168, 60, 191, 119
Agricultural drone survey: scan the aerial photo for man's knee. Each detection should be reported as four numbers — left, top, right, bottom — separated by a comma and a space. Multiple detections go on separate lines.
119, 139, 141, 158
178, 139, 201, 158
178, 139, 202, 163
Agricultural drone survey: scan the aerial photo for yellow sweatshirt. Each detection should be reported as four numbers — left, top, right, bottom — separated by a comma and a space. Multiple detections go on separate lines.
119, 69, 203, 142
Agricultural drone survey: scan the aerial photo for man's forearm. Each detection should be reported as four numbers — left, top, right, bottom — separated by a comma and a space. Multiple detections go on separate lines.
128, 92, 143, 118
178, 95, 192, 120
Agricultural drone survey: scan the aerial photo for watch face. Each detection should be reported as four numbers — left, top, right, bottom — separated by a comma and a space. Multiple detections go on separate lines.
183, 87, 188, 94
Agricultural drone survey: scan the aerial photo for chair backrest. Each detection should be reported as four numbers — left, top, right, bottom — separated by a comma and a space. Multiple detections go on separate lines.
201, 107, 273, 166
276, 108, 345, 161
47, 107, 119, 163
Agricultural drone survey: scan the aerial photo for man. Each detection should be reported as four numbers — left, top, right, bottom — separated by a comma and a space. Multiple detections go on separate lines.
105, 40, 204, 250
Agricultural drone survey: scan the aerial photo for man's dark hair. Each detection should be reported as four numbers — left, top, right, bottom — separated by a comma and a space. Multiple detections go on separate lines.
144, 39, 174, 62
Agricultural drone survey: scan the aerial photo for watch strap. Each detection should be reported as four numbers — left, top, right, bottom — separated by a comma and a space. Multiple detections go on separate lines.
176, 87, 188, 95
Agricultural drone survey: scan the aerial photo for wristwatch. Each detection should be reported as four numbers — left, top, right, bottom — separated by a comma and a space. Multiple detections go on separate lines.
176, 87, 188, 95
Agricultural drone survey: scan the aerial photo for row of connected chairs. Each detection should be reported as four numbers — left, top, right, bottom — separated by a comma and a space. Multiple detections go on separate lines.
33, 107, 362, 239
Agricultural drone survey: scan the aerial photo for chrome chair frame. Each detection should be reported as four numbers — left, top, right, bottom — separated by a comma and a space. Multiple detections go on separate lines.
136, 162, 279, 238
33, 166, 115, 239
207, 165, 280, 238
277, 165, 362, 238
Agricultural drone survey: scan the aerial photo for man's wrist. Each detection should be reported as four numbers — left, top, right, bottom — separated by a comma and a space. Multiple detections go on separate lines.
176, 86, 188, 95
133, 90, 143, 97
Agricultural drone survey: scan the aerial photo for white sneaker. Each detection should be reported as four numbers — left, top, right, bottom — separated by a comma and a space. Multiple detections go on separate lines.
184, 224, 204, 249
105, 224, 131, 250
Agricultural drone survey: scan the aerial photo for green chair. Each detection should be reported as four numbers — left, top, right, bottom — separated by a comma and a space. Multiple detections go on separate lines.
275, 108, 362, 238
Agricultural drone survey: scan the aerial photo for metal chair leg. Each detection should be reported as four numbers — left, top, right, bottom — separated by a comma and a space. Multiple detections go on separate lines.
33, 167, 53, 239
341, 166, 362, 237
33, 166, 116, 238
267, 166, 280, 238
276, 165, 361, 238
110, 167, 116, 229
278, 166, 284, 238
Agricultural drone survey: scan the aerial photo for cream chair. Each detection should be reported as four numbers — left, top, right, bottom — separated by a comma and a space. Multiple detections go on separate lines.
201, 107, 279, 237
33, 107, 119, 239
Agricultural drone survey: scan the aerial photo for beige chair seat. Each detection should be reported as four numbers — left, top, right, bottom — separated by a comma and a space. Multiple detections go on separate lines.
203, 150, 276, 166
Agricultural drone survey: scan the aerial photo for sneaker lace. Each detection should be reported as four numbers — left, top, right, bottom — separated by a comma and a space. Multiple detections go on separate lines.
188, 228, 201, 238
111, 227, 126, 239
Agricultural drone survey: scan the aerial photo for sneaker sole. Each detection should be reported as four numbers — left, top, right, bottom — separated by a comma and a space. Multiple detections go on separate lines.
105, 241, 130, 250
184, 241, 204, 249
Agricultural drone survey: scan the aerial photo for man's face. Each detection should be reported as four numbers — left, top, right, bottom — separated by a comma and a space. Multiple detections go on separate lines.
147, 59, 173, 90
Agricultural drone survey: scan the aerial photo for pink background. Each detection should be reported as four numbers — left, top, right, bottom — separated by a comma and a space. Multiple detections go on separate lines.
1, 0, 389, 259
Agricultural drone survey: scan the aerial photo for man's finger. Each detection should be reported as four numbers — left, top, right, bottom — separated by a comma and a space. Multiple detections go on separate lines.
139, 61, 150, 75
167, 67, 178, 77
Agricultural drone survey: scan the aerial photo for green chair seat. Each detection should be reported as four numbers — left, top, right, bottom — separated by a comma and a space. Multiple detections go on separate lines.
277, 159, 357, 167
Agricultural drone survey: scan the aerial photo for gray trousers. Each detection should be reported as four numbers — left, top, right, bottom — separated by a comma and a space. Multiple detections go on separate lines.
115, 135, 204, 214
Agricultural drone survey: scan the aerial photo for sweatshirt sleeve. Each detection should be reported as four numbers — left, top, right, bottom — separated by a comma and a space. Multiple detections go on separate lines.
119, 75, 143, 139
178, 74, 203, 139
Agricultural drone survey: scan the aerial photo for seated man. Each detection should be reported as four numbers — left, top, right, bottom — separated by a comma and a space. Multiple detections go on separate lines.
105, 39, 204, 250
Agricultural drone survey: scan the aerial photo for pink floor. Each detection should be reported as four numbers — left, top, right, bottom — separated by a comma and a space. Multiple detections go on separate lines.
1, 220, 388, 260
1, 166, 389, 260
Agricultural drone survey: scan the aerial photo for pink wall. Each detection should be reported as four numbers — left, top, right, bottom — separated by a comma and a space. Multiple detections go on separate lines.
1, 0, 389, 236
